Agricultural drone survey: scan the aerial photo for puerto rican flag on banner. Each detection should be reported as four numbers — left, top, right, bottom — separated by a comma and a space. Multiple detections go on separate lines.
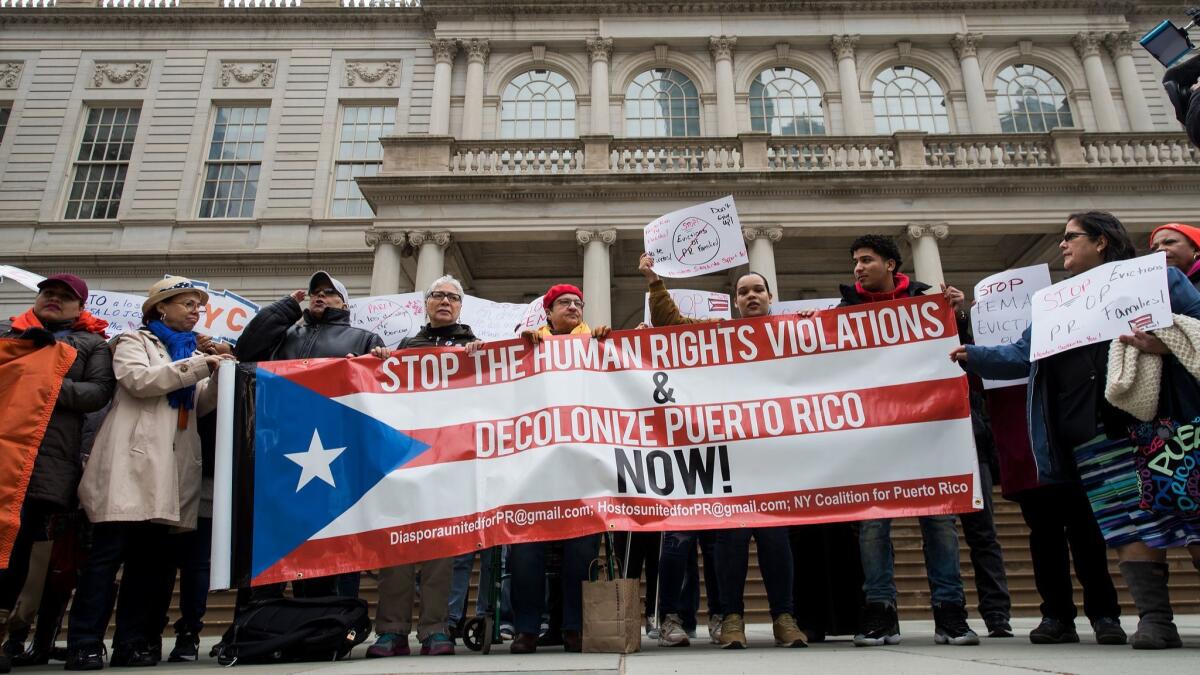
218, 295, 980, 588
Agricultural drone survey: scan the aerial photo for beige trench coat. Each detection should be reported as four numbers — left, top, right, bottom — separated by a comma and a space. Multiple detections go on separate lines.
78, 329, 217, 529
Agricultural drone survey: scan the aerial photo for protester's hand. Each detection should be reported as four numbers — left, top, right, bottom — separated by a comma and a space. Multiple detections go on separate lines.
1119, 330, 1170, 355
464, 340, 484, 357
197, 335, 233, 355
19, 327, 56, 348
290, 290, 306, 303
949, 345, 969, 363
521, 329, 544, 345
639, 253, 659, 284
204, 353, 235, 372
371, 346, 392, 359
796, 309, 819, 319
940, 283, 966, 313
591, 325, 612, 340
635, 322, 649, 330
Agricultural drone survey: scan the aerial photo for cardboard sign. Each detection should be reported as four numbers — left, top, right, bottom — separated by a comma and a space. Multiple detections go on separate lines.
644, 196, 748, 278
971, 264, 1052, 388
1030, 252, 1173, 360
643, 289, 732, 325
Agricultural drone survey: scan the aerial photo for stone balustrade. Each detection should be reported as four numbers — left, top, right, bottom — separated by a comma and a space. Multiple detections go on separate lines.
924, 134, 1054, 168
1081, 133, 1200, 167
450, 140, 582, 175
766, 136, 897, 170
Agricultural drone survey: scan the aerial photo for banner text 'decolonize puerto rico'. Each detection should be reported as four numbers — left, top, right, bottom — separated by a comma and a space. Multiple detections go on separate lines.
230, 295, 980, 586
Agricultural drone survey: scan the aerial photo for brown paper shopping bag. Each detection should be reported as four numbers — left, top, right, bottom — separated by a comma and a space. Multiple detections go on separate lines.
581, 558, 643, 653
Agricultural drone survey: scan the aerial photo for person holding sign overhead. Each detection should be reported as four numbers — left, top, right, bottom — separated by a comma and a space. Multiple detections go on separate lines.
953, 211, 1200, 650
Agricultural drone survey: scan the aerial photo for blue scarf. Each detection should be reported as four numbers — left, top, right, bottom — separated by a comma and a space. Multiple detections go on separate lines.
147, 320, 198, 411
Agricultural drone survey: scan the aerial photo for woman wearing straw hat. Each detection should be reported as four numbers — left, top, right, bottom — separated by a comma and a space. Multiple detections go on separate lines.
66, 277, 233, 671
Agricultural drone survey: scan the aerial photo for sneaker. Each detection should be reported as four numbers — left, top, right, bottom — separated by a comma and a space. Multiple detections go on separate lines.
933, 603, 980, 646
644, 616, 660, 639
717, 613, 747, 649
109, 641, 156, 667
64, 643, 105, 671
772, 613, 808, 648
366, 632, 411, 658
420, 632, 455, 656
499, 623, 515, 640
1028, 617, 1079, 644
707, 613, 723, 644
854, 602, 901, 646
1091, 617, 1127, 645
167, 632, 199, 662
986, 621, 1013, 638
657, 614, 690, 647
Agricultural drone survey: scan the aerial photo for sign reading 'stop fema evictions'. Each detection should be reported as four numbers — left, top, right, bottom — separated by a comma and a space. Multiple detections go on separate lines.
644, 196, 748, 278
971, 264, 1051, 388
1030, 252, 1173, 361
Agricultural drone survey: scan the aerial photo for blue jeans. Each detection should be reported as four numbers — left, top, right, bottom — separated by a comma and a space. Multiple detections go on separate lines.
859, 515, 965, 608
715, 527, 793, 618
448, 547, 512, 624
509, 535, 599, 635
659, 531, 721, 620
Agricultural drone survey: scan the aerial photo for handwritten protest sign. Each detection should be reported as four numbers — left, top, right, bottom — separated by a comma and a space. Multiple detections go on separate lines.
644, 196, 748, 278
85, 290, 145, 337
350, 293, 547, 348
772, 298, 840, 315
643, 289, 731, 325
1030, 252, 1172, 361
462, 295, 545, 342
971, 264, 1051, 388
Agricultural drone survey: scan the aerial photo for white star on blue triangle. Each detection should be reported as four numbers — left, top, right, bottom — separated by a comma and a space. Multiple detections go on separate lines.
285, 430, 346, 491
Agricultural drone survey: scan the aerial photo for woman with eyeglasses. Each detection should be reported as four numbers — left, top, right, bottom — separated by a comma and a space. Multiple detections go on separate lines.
67, 277, 233, 669
952, 211, 1200, 650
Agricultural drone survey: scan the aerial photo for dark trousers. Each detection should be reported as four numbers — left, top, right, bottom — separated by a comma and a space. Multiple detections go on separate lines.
509, 534, 599, 635
959, 462, 1012, 625
715, 526, 793, 619
1018, 483, 1120, 623
614, 532, 659, 619
659, 530, 720, 624
67, 521, 171, 648
147, 517, 213, 640
790, 522, 864, 638
0, 501, 51, 611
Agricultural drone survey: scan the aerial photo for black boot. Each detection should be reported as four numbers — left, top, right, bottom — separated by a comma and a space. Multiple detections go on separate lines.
1119, 561, 1182, 650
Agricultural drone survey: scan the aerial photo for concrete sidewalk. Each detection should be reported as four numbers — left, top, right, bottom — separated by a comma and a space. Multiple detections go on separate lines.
14, 616, 1200, 674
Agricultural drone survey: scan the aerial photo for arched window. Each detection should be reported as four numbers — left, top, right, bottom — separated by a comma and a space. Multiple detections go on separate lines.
749, 67, 825, 135
624, 68, 700, 137
499, 70, 577, 138
872, 66, 950, 134
994, 64, 1074, 133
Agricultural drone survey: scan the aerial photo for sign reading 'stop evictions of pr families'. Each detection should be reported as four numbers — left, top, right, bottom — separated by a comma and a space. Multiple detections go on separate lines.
1030, 252, 1173, 361
644, 196, 748, 278
971, 264, 1051, 388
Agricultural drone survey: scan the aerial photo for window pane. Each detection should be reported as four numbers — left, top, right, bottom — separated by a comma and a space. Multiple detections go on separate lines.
994, 64, 1074, 133
499, 70, 577, 139
871, 66, 949, 134
65, 106, 140, 220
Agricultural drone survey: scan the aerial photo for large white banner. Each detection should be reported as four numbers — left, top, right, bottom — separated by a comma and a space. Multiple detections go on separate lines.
971, 264, 1051, 388
1030, 252, 1173, 360
644, 196, 748, 278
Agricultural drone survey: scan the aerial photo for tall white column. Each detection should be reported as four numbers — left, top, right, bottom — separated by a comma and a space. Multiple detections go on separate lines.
1105, 31, 1156, 132
951, 33, 994, 133
905, 223, 950, 287
429, 39, 458, 136
1073, 32, 1121, 132
461, 38, 490, 140
710, 36, 738, 137
410, 230, 452, 293
586, 37, 613, 135
831, 35, 865, 135
366, 230, 407, 295
742, 227, 783, 295
577, 228, 616, 327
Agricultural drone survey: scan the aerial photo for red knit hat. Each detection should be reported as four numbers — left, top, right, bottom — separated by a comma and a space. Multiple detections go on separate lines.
1150, 223, 1200, 251
543, 284, 583, 312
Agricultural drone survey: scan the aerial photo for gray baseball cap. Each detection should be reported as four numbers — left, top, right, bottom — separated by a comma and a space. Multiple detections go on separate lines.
308, 270, 349, 303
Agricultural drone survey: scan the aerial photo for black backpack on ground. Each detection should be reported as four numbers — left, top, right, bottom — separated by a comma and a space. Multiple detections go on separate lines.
215, 597, 371, 665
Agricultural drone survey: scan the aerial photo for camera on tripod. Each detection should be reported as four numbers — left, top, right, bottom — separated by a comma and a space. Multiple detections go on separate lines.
1141, 8, 1199, 67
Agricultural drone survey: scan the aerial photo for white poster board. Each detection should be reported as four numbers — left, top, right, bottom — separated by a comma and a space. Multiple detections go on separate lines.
971, 264, 1052, 388
643, 289, 732, 325
1030, 252, 1173, 361
644, 196, 748, 278
771, 298, 840, 315
350, 293, 548, 348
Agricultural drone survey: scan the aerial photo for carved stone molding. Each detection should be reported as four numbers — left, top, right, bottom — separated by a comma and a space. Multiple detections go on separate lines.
1072, 32, 1103, 60
345, 61, 400, 87
0, 61, 23, 89
463, 38, 490, 65
906, 223, 950, 240
830, 34, 860, 61
408, 230, 452, 248
951, 33, 982, 60
742, 226, 783, 243
1017, 39, 1034, 56
653, 44, 669, 63
91, 62, 149, 89
219, 61, 276, 88
430, 38, 458, 64
530, 44, 547, 63
576, 228, 618, 246
1104, 31, 1134, 59
364, 229, 407, 248
896, 40, 912, 58
709, 35, 737, 62
586, 37, 614, 64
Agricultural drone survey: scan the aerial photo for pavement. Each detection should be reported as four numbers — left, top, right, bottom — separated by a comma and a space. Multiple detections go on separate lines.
12, 615, 1200, 674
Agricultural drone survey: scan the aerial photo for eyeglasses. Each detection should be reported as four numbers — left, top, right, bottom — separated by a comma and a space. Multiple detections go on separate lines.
1062, 232, 1093, 243
310, 288, 341, 299
554, 298, 585, 309
171, 300, 203, 312
428, 291, 462, 303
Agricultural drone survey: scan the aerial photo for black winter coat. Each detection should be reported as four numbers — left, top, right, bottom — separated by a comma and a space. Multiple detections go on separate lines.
235, 298, 383, 362
1, 321, 116, 509
399, 322, 478, 349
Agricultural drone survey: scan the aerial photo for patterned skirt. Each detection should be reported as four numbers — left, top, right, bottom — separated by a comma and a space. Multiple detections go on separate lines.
1074, 434, 1200, 548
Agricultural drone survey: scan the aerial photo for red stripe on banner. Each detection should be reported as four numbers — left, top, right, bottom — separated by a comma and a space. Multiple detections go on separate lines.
400, 376, 969, 468
260, 296, 957, 399
251, 473, 978, 586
